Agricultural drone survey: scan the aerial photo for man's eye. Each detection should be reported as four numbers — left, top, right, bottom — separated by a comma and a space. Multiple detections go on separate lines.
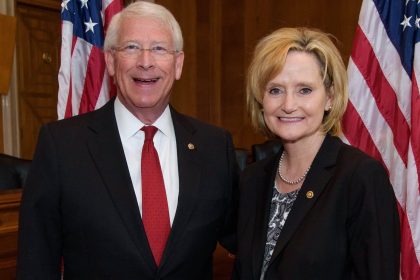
123, 44, 140, 52
151, 46, 168, 54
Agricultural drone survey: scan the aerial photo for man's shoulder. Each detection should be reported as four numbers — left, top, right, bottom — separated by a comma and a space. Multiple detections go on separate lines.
46, 100, 114, 131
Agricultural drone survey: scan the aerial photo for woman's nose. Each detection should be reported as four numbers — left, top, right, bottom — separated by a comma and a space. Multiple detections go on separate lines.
282, 93, 297, 113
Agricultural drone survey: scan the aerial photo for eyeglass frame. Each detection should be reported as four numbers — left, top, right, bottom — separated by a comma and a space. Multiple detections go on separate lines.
111, 41, 180, 59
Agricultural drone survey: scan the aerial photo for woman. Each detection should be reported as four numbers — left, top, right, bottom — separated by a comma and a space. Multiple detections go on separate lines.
233, 27, 400, 280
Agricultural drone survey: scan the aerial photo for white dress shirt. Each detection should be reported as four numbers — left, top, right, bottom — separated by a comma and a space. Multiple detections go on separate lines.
114, 97, 179, 225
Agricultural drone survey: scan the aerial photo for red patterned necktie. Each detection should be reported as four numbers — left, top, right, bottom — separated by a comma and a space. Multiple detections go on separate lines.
141, 125, 170, 266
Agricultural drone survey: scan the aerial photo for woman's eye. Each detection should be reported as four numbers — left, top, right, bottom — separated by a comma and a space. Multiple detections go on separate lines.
299, 88, 312, 95
268, 88, 283, 95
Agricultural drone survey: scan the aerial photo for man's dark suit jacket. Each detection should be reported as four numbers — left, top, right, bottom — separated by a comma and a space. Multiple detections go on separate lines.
17, 99, 238, 279
233, 135, 400, 280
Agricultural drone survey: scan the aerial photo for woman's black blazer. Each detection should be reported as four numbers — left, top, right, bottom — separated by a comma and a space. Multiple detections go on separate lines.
233, 135, 400, 280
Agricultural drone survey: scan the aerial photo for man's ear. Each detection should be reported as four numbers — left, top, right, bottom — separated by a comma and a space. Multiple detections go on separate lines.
105, 50, 115, 76
174, 51, 184, 80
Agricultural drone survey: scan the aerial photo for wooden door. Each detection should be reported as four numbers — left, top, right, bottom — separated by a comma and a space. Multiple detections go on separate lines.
16, 2, 60, 159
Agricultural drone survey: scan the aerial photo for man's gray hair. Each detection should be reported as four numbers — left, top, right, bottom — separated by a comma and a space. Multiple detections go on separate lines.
104, 1, 183, 51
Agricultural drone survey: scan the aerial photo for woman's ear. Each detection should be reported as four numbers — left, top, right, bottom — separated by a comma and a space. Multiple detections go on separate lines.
325, 85, 334, 111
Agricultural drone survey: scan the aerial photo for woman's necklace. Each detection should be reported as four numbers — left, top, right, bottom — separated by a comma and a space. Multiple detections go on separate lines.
277, 151, 311, 185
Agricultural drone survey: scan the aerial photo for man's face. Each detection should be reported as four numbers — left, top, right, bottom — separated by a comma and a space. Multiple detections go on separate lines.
105, 16, 184, 123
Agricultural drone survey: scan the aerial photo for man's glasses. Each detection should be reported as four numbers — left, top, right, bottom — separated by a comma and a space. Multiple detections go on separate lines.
112, 42, 179, 60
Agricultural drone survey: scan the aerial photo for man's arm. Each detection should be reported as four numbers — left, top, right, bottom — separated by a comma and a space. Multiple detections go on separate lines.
17, 125, 62, 279
217, 130, 239, 254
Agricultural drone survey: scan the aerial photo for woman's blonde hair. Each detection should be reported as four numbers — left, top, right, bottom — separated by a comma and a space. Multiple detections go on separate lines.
247, 27, 348, 138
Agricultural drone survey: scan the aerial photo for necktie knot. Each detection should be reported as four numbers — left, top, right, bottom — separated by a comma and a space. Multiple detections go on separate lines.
141, 125, 158, 141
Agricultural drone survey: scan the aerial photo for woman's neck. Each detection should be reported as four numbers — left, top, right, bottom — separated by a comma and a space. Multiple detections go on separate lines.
276, 133, 327, 193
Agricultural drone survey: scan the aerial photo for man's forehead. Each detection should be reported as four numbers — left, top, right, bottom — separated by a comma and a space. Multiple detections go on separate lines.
121, 15, 170, 30
118, 16, 172, 40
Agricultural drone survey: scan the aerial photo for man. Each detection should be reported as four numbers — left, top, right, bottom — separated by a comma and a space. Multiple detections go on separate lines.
17, 2, 238, 279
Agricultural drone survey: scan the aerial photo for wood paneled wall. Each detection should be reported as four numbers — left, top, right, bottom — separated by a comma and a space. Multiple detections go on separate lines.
156, 0, 363, 150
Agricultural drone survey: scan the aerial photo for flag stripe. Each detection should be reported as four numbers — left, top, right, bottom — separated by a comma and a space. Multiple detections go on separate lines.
58, 21, 73, 119
104, 0, 123, 34
70, 39, 91, 116
95, 71, 111, 110
65, 35, 80, 118
79, 46, 106, 114
342, 101, 384, 167
65, 75, 73, 118
411, 49, 420, 193
351, 26, 410, 166
102, 0, 121, 103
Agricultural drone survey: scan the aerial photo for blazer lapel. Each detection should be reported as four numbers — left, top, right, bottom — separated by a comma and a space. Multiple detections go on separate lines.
86, 100, 156, 272
251, 154, 281, 279
159, 107, 202, 268
268, 135, 341, 266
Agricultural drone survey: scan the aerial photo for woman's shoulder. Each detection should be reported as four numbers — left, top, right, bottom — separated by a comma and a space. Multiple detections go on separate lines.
335, 138, 385, 171
332, 137, 391, 192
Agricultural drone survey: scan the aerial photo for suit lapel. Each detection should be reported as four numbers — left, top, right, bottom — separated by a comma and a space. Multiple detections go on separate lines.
159, 107, 202, 268
251, 154, 281, 279
268, 135, 341, 266
85, 100, 156, 272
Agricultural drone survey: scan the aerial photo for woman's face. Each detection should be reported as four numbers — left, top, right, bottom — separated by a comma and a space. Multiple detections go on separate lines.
262, 51, 332, 145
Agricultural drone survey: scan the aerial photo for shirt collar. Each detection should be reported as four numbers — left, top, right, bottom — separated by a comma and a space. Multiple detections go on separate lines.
114, 97, 173, 139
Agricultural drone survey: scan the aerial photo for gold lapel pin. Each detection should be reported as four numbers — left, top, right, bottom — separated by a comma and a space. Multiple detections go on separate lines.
306, 191, 314, 199
187, 143, 195, 150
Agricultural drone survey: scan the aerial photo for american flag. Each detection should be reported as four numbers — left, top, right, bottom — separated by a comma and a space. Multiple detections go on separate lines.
58, 0, 123, 119
342, 0, 420, 278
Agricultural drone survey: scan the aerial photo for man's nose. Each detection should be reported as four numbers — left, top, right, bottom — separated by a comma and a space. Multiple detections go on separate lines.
136, 49, 155, 69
